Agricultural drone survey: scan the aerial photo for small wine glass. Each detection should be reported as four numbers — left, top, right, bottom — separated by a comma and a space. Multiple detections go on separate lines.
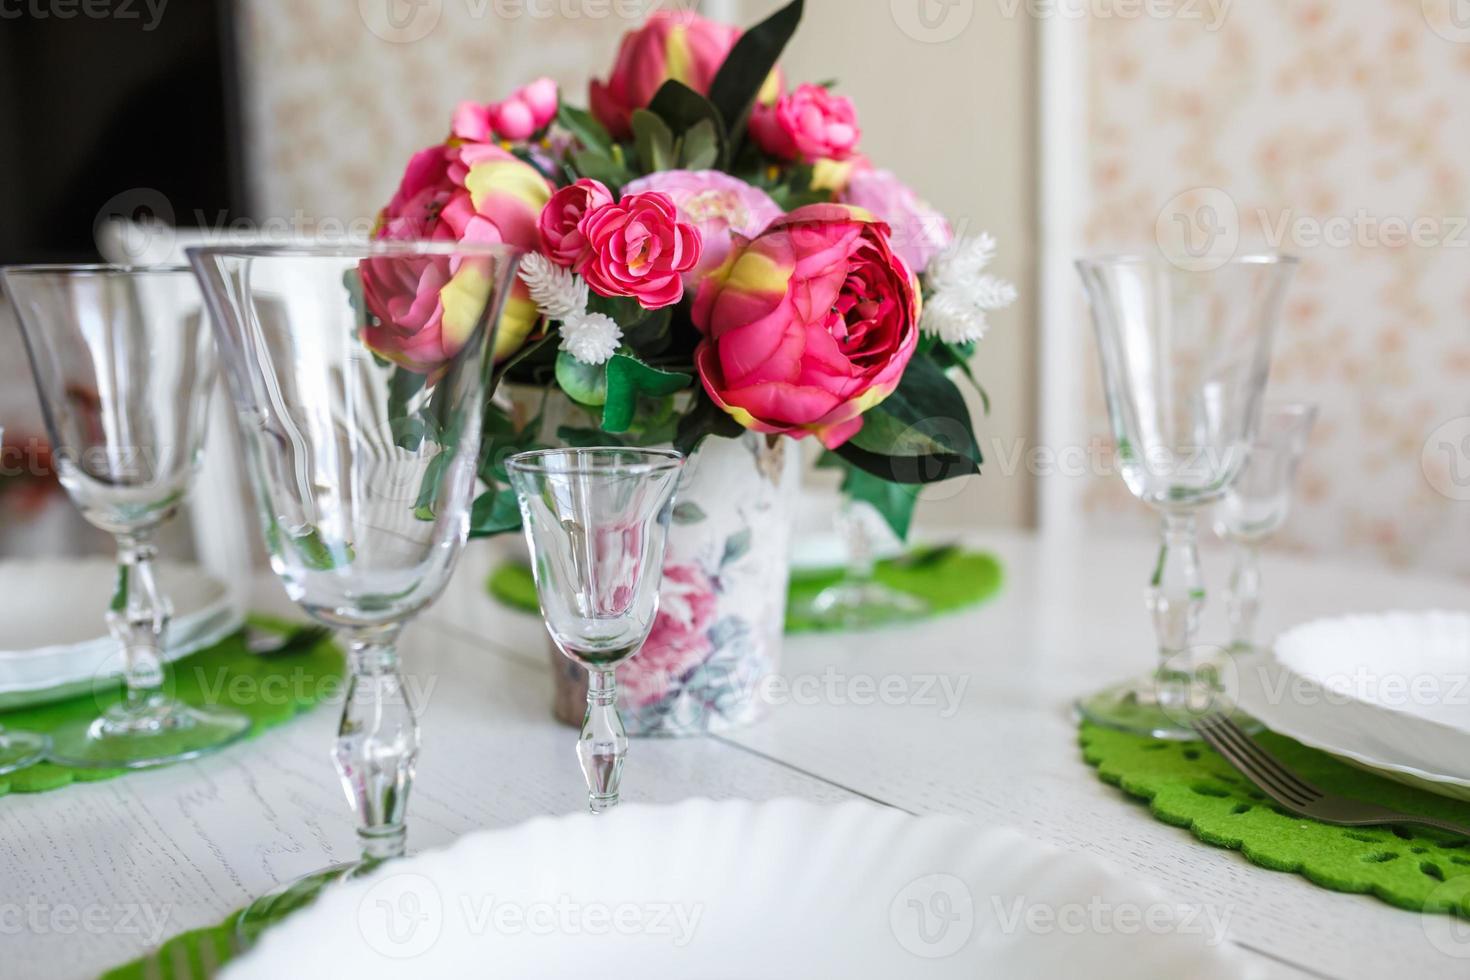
506, 448, 683, 814
189, 241, 521, 942
4, 264, 251, 768
1212, 402, 1317, 653
801, 496, 926, 629
1075, 254, 1297, 739
0, 422, 49, 774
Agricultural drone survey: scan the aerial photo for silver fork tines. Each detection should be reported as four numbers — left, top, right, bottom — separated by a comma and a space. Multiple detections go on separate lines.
1193, 713, 1470, 840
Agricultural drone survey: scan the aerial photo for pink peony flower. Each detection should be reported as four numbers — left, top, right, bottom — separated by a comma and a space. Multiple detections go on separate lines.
692, 203, 920, 449
842, 168, 954, 274
749, 84, 860, 164
452, 77, 559, 143
618, 563, 717, 708
580, 192, 703, 310
370, 141, 553, 369
537, 178, 614, 270
589, 10, 781, 140
621, 170, 783, 289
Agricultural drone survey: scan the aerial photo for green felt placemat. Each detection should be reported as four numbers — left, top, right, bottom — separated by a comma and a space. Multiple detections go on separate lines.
488, 546, 1004, 633
1080, 721, 1470, 914
0, 615, 344, 796
101, 916, 242, 980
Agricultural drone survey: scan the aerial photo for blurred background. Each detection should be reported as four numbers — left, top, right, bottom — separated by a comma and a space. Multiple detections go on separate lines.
4, 0, 1470, 574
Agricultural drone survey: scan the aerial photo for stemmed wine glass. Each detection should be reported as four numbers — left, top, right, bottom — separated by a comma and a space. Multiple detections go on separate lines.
800, 497, 926, 629
0, 422, 48, 773
1213, 402, 1317, 653
506, 448, 683, 813
189, 241, 521, 940
4, 265, 251, 768
1075, 254, 1297, 739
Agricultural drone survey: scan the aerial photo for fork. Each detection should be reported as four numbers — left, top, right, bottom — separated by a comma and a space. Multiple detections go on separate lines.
1194, 713, 1470, 839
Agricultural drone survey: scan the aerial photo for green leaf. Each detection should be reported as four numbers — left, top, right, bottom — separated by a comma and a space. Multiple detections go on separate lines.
570, 149, 630, 191
834, 356, 983, 485
672, 502, 707, 525
708, 0, 804, 137
932, 342, 991, 415
555, 351, 609, 407
679, 119, 721, 170
674, 389, 745, 456
288, 526, 356, 570
387, 368, 429, 450
469, 485, 522, 538
841, 463, 919, 541
557, 103, 613, 157
413, 452, 450, 521
721, 528, 753, 566
556, 425, 625, 448
480, 399, 545, 483
631, 109, 677, 173
648, 80, 729, 169
601, 353, 692, 433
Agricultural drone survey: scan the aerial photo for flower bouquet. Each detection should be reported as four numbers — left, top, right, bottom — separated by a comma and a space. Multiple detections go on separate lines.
369, 0, 1013, 733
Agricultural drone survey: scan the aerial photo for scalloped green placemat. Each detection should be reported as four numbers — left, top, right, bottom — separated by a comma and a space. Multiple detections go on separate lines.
1080, 721, 1470, 914
488, 546, 1004, 633
101, 917, 242, 980
0, 615, 344, 796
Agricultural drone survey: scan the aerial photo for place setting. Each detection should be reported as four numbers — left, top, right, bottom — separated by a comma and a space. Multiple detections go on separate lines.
7, 2, 1470, 979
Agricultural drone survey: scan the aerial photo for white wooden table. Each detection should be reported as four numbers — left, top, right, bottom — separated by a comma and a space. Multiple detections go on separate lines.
4, 528, 1467, 979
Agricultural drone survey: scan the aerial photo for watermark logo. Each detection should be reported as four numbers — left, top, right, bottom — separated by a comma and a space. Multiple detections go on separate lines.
358, 872, 444, 959
891, 0, 975, 43
1156, 187, 1240, 271
890, 873, 975, 958
1423, 0, 1470, 44
1422, 416, 1470, 501
1421, 876, 1470, 958
358, 0, 442, 42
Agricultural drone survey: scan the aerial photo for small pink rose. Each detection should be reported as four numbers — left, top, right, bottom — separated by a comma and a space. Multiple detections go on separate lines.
538, 178, 614, 270
620, 170, 782, 289
451, 77, 560, 144
580, 191, 703, 310
750, 83, 861, 164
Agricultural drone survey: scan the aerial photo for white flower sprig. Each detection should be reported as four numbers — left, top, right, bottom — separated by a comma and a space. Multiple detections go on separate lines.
518, 252, 622, 365
919, 234, 1017, 345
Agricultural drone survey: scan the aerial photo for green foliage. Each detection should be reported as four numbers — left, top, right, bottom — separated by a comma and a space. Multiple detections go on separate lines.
835, 354, 983, 485
601, 354, 691, 433
469, 485, 522, 538
647, 81, 729, 170
556, 103, 613, 157
708, 0, 804, 140
819, 451, 919, 541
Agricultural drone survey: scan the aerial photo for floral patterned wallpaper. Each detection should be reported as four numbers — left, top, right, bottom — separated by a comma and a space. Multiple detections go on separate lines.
235, 1, 638, 224
1080, 0, 1470, 573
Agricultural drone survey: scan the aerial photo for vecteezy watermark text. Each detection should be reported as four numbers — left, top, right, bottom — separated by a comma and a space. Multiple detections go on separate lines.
0, 0, 167, 30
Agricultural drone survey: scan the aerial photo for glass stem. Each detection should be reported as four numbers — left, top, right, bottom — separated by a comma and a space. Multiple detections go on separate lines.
578, 668, 627, 814
1148, 509, 1204, 708
839, 501, 876, 585
107, 530, 171, 718
1227, 541, 1261, 652
334, 627, 419, 866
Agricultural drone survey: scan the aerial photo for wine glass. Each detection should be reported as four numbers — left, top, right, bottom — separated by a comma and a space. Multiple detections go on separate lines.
1075, 254, 1297, 739
188, 241, 521, 941
799, 497, 926, 629
0, 422, 48, 774
1213, 402, 1317, 653
3, 264, 250, 768
506, 448, 683, 813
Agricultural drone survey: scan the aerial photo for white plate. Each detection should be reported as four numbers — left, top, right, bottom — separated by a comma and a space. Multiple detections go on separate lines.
0, 558, 242, 709
226, 799, 1254, 980
1236, 611, 1470, 801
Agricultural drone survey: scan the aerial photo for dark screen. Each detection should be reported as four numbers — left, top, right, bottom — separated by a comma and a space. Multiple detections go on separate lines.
0, 0, 247, 265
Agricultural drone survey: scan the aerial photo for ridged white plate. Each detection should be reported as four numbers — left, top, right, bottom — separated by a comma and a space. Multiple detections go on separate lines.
1238, 611, 1470, 801
226, 799, 1254, 979
0, 558, 241, 708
